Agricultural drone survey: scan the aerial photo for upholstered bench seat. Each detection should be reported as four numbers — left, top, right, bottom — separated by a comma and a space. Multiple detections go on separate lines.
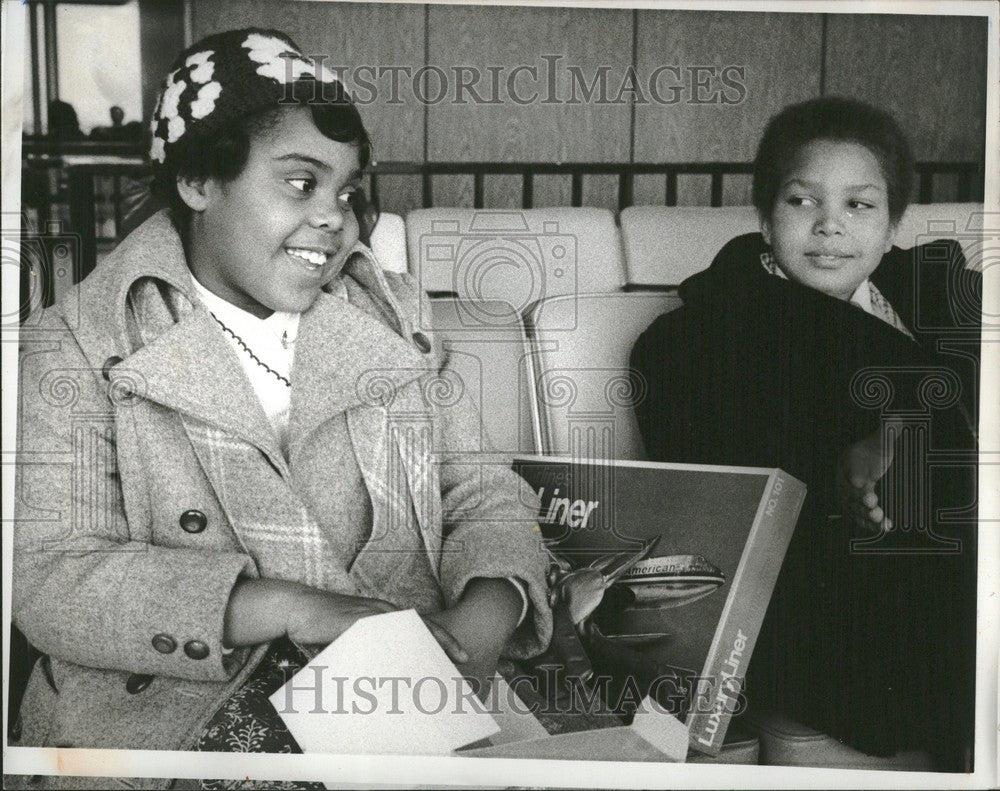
746, 710, 933, 770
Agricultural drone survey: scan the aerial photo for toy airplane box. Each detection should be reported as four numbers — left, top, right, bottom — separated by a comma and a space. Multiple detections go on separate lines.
512, 456, 805, 756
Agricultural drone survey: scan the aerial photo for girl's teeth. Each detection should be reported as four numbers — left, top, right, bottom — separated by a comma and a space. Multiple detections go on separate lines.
287, 248, 328, 267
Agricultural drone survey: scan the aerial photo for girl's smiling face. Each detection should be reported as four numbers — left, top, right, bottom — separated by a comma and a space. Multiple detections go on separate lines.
182, 105, 362, 318
761, 140, 898, 301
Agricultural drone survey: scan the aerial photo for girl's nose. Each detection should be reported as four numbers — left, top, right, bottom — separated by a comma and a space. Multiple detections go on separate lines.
310, 199, 346, 232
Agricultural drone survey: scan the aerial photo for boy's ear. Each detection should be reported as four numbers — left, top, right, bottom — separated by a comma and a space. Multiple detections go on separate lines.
175, 175, 214, 212
884, 220, 899, 254
759, 215, 772, 247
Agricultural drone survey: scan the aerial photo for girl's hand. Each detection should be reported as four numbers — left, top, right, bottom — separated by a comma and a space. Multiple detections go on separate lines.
287, 586, 468, 664
225, 579, 469, 662
223, 579, 469, 664
284, 584, 399, 646
225, 578, 398, 647
836, 429, 895, 532
424, 578, 522, 701
420, 616, 470, 666
425, 607, 503, 702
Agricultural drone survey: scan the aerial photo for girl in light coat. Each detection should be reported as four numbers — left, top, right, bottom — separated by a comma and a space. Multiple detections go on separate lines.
13, 29, 551, 788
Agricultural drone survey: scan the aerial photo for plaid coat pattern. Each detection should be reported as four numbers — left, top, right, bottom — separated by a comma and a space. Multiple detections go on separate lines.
12, 211, 551, 786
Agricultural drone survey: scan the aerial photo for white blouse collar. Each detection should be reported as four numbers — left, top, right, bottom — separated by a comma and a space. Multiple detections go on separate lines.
189, 273, 300, 344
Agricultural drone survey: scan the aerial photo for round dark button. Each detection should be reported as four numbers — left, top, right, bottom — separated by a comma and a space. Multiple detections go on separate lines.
151, 633, 177, 654
101, 356, 123, 381
125, 673, 153, 694
179, 510, 207, 534
412, 332, 432, 354
184, 640, 210, 660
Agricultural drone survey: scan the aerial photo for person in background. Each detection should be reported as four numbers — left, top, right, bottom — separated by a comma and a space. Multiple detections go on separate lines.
631, 96, 979, 771
91, 105, 144, 141
46, 99, 83, 141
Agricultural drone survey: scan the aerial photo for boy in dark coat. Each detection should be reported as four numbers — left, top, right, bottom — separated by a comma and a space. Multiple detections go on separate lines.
631, 97, 979, 771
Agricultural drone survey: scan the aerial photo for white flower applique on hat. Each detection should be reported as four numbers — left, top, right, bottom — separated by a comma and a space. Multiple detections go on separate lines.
186, 51, 222, 120
149, 49, 221, 162
242, 32, 338, 85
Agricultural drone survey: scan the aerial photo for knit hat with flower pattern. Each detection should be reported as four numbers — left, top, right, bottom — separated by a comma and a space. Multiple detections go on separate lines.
148, 28, 347, 165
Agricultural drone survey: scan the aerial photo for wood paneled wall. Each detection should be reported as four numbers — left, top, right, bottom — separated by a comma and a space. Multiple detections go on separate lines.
190, 1, 988, 212
633, 11, 823, 205
425, 5, 632, 209
824, 14, 988, 203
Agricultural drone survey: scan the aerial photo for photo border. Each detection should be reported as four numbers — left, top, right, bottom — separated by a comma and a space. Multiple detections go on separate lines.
2, 0, 997, 787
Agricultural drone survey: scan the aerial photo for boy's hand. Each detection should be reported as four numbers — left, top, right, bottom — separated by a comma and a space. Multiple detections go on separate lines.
836, 427, 895, 532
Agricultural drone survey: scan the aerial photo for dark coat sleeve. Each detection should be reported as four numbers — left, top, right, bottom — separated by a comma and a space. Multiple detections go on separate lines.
630, 305, 729, 466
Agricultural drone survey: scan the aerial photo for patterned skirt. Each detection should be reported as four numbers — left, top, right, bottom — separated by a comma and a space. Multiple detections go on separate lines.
193, 639, 321, 791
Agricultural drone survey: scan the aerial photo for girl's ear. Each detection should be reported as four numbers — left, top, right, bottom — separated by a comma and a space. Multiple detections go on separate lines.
175, 175, 213, 212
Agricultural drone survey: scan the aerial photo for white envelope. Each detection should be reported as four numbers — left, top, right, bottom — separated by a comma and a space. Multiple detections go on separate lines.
269, 609, 501, 755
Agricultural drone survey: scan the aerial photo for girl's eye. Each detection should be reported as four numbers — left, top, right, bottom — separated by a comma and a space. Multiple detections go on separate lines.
848, 200, 876, 210
286, 177, 316, 193
787, 195, 816, 207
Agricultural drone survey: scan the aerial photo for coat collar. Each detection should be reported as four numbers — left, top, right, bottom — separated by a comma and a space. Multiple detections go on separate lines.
103, 210, 435, 460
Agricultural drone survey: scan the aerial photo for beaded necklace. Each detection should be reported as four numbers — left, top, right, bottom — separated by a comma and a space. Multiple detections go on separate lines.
211, 312, 292, 388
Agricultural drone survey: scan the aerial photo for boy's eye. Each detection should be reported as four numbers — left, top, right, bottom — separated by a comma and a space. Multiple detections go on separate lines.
338, 187, 359, 209
787, 195, 816, 207
848, 200, 876, 210
286, 177, 316, 193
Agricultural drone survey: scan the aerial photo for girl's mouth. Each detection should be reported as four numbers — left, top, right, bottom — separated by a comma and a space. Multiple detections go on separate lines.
285, 247, 330, 271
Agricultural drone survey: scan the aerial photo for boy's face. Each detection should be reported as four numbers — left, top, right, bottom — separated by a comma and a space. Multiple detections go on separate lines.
186, 106, 362, 318
761, 140, 897, 301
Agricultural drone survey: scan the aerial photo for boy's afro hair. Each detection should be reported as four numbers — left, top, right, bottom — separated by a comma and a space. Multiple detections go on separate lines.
752, 96, 914, 224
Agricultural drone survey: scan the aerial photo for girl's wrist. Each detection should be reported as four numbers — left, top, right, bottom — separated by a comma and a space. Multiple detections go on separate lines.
224, 577, 303, 646
456, 578, 522, 638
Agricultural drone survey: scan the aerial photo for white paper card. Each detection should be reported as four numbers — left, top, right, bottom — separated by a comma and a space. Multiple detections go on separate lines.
269, 609, 500, 755
630, 696, 690, 762
481, 674, 548, 746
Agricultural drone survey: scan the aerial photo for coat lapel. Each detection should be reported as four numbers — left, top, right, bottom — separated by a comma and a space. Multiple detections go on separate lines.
346, 396, 444, 594
288, 285, 445, 589
112, 304, 283, 464
286, 289, 434, 462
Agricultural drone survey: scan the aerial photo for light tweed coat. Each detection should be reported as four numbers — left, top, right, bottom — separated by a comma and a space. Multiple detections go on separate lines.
12, 211, 551, 788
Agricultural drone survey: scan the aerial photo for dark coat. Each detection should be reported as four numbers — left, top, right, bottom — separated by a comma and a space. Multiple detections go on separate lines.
630, 233, 979, 767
